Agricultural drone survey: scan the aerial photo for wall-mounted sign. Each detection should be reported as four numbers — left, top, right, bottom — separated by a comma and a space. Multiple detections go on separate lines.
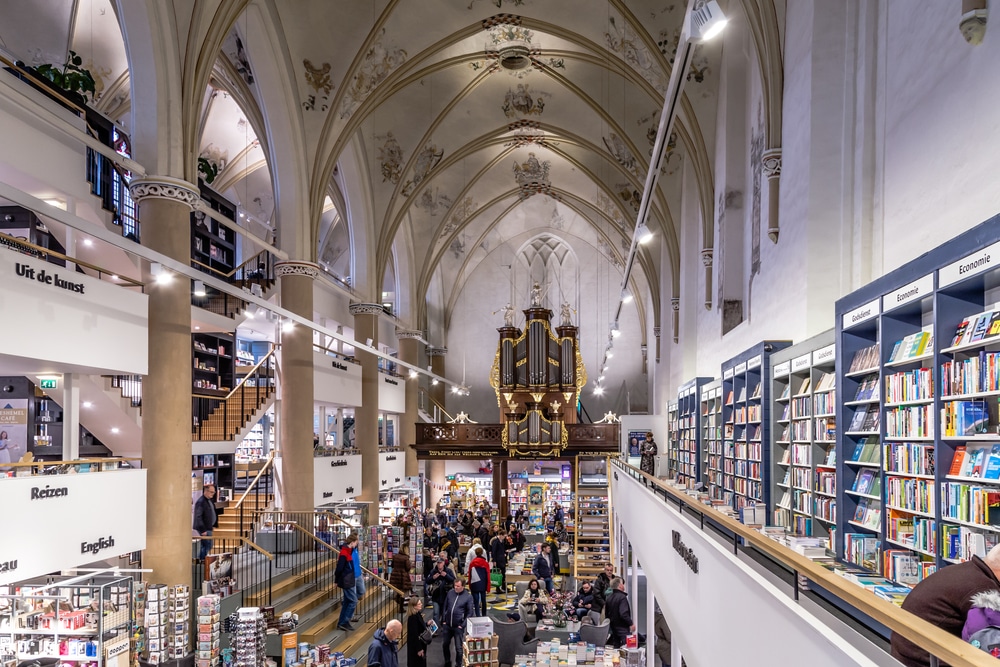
38, 377, 58, 390
842, 297, 880, 330
672, 530, 698, 574
0, 469, 146, 585
939, 240, 1000, 288
315, 455, 361, 505
882, 273, 933, 313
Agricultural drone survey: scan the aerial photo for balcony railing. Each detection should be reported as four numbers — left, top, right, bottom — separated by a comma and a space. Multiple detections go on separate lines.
193, 346, 276, 441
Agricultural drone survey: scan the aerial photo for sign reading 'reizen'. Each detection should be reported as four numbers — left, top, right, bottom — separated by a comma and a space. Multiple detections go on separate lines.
883, 273, 933, 313
842, 298, 880, 330
0, 469, 146, 585
940, 240, 1000, 288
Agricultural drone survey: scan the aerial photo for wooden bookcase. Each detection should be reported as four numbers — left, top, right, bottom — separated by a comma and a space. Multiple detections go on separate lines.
191, 182, 237, 276
192, 332, 235, 395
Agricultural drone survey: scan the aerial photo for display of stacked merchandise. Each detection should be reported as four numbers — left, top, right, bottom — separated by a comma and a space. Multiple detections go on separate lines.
233, 608, 266, 667
195, 595, 222, 667
142, 584, 190, 664
462, 626, 498, 667
515, 639, 618, 667
365, 525, 386, 576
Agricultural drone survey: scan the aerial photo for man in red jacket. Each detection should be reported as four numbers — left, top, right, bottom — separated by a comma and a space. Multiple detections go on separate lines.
891, 543, 1000, 666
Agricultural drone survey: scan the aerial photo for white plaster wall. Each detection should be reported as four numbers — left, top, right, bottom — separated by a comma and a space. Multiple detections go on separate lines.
879, 1, 1000, 269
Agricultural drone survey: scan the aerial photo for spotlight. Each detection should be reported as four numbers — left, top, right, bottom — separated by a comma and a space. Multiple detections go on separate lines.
597, 375, 605, 382
82, 401, 93, 408
606, 350, 614, 359
83, 239, 93, 247
193, 280, 207, 297
692, 0, 729, 41
611, 327, 621, 338
452, 386, 459, 394
111, 427, 120, 434
622, 290, 633, 304
593, 385, 605, 395
282, 320, 294, 332
110, 274, 119, 280
432, 378, 439, 386
151, 262, 172, 284
637, 223, 654, 245
409, 370, 418, 379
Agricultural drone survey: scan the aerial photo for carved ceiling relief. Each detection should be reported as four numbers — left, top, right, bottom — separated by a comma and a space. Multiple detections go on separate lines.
615, 183, 642, 213
302, 59, 333, 111
636, 109, 683, 175
603, 132, 639, 177
416, 188, 453, 217
440, 197, 480, 239
595, 192, 627, 230
401, 144, 444, 197
375, 132, 404, 184
501, 84, 549, 118
340, 28, 407, 119
513, 153, 559, 200
606, 15, 666, 94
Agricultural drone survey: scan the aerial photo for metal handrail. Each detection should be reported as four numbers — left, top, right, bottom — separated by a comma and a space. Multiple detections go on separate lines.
314, 343, 363, 365
418, 387, 454, 422
192, 345, 277, 401
2, 456, 140, 469
233, 452, 275, 511
0, 231, 143, 287
301, 524, 407, 598
191, 248, 275, 281
360, 564, 407, 598
189, 536, 274, 560
613, 458, 1000, 667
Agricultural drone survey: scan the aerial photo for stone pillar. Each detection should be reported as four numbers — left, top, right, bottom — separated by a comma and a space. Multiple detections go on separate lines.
397, 329, 422, 478
425, 346, 448, 508
762, 149, 782, 243
701, 249, 713, 310
352, 303, 383, 502
129, 176, 199, 586
276, 261, 319, 512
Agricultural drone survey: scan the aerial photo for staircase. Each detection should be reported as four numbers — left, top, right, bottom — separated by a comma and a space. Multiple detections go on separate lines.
574, 456, 612, 578
193, 347, 276, 442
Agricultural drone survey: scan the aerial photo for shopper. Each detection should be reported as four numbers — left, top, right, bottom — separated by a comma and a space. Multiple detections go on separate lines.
351, 539, 365, 624
389, 544, 413, 604
335, 533, 359, 631
532, 543, 556, 594
427, 557, 455, 622
545, 532, 562, 574
508, 577, 548, 624
192, 484, 218, 562
367, 618, 402, 667
467, 545, 490, 616
489, 530, 509, 595
511, 526, 526, 553
605, 577, 635, 648
406, 596, 431, 667
441, 578, 475, 667
572, 580, 604, 622
891, 543, 1000, 667
594, 562, 615, 597
640, 431, 658, 476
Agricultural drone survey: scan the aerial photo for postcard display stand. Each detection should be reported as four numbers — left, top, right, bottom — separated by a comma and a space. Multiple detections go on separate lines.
715, 342, 791, 512
769, 331, 837, 542
671, 377, 712, 487
835, 213, 1000, 587
699, 379, 723, 490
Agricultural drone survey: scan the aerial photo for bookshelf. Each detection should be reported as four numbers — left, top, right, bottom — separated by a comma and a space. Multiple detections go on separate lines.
191, 182, 237, 276
666, 402, 679, 475
768, 331, 837, 544
834, 213, 1000, 587
715, 341, 791, 512
673, 377, 712, 487
192, 332, 235, 395
192, 453, 234, 491
700, 379, 722, 490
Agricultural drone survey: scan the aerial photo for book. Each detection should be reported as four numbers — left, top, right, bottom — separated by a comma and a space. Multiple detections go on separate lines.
984, 445, 1000, 480
971, 313, 993, 342
953, 318, 971, 347
989, 312, 1000, 338
962, 447, 985, 477
873, 585, 911, 606
949, 446, 968, 476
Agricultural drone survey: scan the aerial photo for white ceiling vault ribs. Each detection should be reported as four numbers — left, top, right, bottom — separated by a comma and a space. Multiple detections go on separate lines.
740, 0, 783, 150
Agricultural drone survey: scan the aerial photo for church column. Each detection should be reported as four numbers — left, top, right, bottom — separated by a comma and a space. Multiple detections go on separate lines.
397, 330, 422, 478
351, 304, 383, 502
425, 346, 448, 508
276, 261, 318, 512
128, 177, 198, 586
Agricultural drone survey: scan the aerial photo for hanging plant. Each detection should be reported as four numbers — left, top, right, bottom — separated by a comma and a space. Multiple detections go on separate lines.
35, 50, 97, 100
198, 157, 219, 184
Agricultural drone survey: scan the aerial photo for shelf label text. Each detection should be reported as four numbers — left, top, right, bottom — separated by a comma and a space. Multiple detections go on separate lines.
773, 361, 790, 377
940, 240, 1000, 287
792, 354, 811, 372
747, 355, 762, 370
813, 344, 836, 365
842, 298, 880, 329
883, 273, 933, 313
734, 362, 747, 374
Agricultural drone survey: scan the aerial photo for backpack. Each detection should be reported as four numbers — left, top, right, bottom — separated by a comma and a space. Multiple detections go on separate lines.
969, 626, 1000, 657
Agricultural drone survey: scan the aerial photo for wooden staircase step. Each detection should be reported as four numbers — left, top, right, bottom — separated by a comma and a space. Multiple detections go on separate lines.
246, 559, 335, 605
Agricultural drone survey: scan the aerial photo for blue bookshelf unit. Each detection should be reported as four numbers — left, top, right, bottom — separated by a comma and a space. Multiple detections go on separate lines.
715, 341, 791, 512
835, 212, 1000, 587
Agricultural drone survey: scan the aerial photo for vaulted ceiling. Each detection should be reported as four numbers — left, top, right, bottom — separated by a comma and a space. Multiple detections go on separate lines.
0, 0, 762, 411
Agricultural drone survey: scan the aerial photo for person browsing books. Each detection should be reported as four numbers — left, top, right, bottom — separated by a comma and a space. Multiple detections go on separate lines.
890, 542, 1000, 667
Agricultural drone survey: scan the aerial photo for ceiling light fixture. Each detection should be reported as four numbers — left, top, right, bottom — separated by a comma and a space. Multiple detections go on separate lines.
409, 370, 418, 379
82, 401, 93, 408
193, 280, 207, 297
593, 385, 605, 395
611, 0, 728, 337
282, 320, 294, 332
151, 262, 171, 285
83, 239, 93, 247
111, 427, 120, 434
621, 290, 633, 304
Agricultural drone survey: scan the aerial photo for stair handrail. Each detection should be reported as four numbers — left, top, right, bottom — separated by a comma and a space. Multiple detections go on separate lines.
614, 458, 1000, 667
418, 387, 454, 422
191, 248, 276, 281
318, 510, 357, 529
359, 564, 407, 598
3, 456, 141, 472
192, 344, 278, 402
313, 343, 362, 365
189, 536, 275, 560
0, 231, 144, 287
233, 451, 276, 511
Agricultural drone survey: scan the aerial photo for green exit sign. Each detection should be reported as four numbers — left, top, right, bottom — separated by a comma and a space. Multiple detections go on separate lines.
39, 378, 58, 390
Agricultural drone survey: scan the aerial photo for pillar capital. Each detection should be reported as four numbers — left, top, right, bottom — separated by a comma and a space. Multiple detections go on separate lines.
396, 329, 424, 340
426, 346, 448, 357
349, 302, 385, 316
701, 248, 713, 267
275, 261, 320, 279
762, 148, 782, 180
128, 176, 200, 209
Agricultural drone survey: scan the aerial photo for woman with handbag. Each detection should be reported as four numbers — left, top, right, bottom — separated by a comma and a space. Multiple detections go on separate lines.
406, 596, 432, 667
427, 557, 454, 622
